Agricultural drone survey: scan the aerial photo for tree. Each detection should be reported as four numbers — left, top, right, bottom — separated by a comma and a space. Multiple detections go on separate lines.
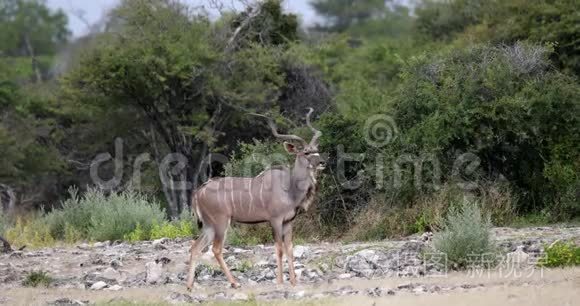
310, 0, 387, 32
415, 0, 484, 41
475, 0, 580, 77
0, 0, 69, 56
0, 63, 65, 212
0, 0, 69, 82
63, 0, 328, 217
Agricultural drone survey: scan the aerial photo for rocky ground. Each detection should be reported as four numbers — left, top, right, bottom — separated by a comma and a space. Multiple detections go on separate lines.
1, 226, 579, 305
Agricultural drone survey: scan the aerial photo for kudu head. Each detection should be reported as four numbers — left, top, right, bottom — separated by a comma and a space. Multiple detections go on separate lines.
266, 108, 325, 174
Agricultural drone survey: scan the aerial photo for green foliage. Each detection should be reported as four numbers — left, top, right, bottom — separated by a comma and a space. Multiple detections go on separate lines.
415, 0, 483, 41
472, 0, 580, 76
124, 209, 197, 241
310, 0, 387, 32
44, 188, 166, 242
0, 209, 6, 235
149, 219, 195, 240
124, 223, 148, 243
4, 217, 55, 248
231, 0, 299, 48
0, 0, 69, 56
542, 241, 580, 267
235, 259, 254, 273
224, 140, 290, 177
392, 43, 579, 214
22, 270, 52, 288
432, 200, 495, 268
227, 224, 273, 246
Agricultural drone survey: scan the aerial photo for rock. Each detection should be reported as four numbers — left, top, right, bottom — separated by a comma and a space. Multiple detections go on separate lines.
293, 245, 308, 259
166, 292, 197, 304
8, 251, 22, 258
258, 290, 289, 300
344, 250, 378, 278
90, 281, 108, 290
153, 238, 169, 245
145, 261, 164, 284
231, 293, 249, 301
292, 291, 307, 299
420, 232, 433, 242
412, 285, 427, 294
294, 268, 304, 279
77, 243, 91, 250
397, 282, 414, 290
105, 284, 123, 291
93, 241, 109, 248
47, 298, 88, 306
327, 286, 359, 296
506, 245, 529, 268
110, 259, 123, 269
338, 273, 352, 279
398, 265, 425, 277
156, 256, 172, 265
210, 292, 228, 301
101, 267, 122, 283
366, 287, 395, 297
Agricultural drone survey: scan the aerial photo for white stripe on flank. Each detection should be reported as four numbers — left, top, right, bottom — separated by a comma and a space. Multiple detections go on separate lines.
248, 179, 253, 214
229, 178, 235, 208
259, 179, 264, 208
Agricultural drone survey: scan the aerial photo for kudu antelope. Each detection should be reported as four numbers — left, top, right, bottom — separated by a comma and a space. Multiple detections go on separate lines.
186, 108, 324, 290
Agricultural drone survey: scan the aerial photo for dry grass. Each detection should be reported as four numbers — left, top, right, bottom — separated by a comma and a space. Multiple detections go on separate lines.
343, 183, 516, 241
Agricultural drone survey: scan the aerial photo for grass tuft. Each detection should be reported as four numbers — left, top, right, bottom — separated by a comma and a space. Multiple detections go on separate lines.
432, 199, 496, 269
22, 270, 52, 288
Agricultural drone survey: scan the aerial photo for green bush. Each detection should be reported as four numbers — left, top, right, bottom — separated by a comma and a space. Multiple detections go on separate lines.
22, 270, 52, 288
149, 220, 195, 240
227, 224, 273, 246
44, 187, 166, 241
392, 43, 580, 216
125, 209, 197, 242
0, 209, 6, 235
224, 139, 290, 178
4, 217, 55, 249
542, 241, 580, 267
432, 199, 495, 268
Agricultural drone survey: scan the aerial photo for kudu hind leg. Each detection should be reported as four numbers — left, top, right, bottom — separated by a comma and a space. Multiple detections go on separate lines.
186, 229, 213, 290
212, 219, 240, 288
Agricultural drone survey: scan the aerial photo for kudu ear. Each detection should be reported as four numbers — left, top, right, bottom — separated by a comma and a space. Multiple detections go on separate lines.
283, 142, 299, 154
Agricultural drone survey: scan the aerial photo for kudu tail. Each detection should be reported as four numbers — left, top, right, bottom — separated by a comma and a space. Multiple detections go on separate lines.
191, 190, 203, 230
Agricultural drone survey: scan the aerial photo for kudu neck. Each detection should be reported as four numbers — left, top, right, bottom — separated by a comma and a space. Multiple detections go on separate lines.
289, 155, 317, 205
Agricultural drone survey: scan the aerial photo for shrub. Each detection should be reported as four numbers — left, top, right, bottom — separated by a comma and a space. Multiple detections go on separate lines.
542, 241, 580, 267
4, 217, 55, 249
432, 199, 495, 268
124, 223, 148, 242
392, 43, 580, 216
44, 187, 166, 242
149, 220, 194, 240
227, 224, 272, 246
0, 209, 6, 235
22, 270, 52, 287
125, 209, 197, 242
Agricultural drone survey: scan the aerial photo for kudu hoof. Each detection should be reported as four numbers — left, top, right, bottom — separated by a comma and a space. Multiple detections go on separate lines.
231, 283, 241, 289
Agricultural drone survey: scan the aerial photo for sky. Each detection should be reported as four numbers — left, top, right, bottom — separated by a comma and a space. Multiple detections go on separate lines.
46, 0, 318, 37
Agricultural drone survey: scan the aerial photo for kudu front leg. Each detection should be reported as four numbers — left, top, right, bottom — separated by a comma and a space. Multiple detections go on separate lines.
272, 220, 285, 284
283, 222, 296, 286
